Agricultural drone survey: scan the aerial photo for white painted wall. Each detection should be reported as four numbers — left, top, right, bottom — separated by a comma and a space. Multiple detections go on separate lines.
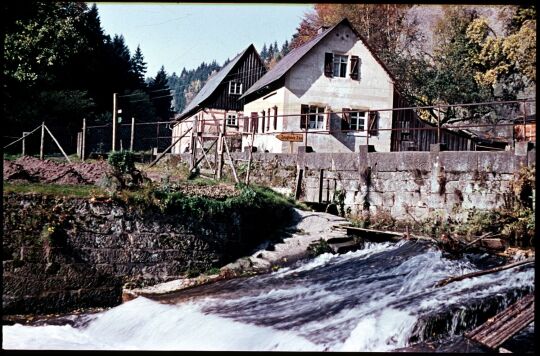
242, 22, 395, 153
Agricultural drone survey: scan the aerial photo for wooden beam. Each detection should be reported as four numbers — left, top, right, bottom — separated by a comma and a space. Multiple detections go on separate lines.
148, 126, 192, 168
223, 136, 239, 183
466, 293, 534, 350
434, 258, 535, 288
43, 124, 71, 163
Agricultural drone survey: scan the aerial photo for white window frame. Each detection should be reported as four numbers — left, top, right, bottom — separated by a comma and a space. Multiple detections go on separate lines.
228, 81, 243, 95
350, 111, 366, 131
309, 106, 325, 129
333, 54, 348, 78
226, 112, 238, 126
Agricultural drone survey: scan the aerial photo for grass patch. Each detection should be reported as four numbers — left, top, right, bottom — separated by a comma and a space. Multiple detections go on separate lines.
3, 182, 106, 198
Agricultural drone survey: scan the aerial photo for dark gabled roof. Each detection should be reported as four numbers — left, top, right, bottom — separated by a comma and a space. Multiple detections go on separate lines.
240, 18, 396, 101
176, 44, 255, 120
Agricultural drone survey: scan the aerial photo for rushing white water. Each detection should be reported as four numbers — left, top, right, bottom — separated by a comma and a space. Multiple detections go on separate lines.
3, 240, 534, 351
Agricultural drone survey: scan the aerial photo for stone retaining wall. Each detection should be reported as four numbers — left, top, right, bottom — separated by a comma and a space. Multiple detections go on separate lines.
169, 142, 535, 221
2, 194, 291, 315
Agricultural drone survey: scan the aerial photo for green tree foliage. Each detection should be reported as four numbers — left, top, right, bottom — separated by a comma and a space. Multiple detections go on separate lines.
149, 66, 173, 120
130, 45, 148, 89
167, 61, 221, 113
3, 1, 156, 152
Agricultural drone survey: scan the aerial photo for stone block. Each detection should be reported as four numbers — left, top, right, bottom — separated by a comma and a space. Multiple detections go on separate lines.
477, 152, 515, 173
369, 153, 397, 172
439, 151, 478, 172
395, 152, 431, 171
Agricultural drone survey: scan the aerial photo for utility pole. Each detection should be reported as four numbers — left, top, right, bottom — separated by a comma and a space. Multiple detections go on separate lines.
112, 93, 117, 151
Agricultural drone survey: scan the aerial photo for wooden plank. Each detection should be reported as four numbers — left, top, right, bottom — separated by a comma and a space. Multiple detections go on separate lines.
345, 226, 403, 241
434, 258, 534, 288
466, 293, 534, 350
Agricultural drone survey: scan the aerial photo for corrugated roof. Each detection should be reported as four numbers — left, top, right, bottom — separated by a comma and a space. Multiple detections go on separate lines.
240, 18, 396, 101
177, 45, 252, 120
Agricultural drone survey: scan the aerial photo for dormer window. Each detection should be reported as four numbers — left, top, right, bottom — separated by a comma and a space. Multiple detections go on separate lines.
229, 81, 243, 95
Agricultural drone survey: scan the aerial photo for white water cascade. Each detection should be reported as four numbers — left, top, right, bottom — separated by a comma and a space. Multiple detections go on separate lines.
3, 240, 534, 351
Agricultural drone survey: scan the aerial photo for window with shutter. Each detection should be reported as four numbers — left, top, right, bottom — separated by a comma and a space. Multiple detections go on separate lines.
368, 111, 379, 136
341, 108, 351, 130
350, 56, 359, 80
300, 104, 309, 129
324, 53, 333, 77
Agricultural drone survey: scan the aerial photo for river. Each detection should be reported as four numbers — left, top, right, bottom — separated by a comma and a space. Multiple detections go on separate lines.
2, 240, 534, 351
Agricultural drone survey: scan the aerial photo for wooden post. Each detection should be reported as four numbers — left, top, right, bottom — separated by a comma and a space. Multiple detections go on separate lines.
39, 122, 45, 160
318, 169, 324, 203
217, 115, 226, 180
82, 118, 86, 161
304, 122, 308, 147
245, 128, 255, 185
366, 110, 370, 147
437, 105, 441, 144
112, 93, 117, 151
77, 132, 82, 158
190, 116, 198, 171
43, 125, 72, 163
22, 132, 29, 156
130, 117, 135, 151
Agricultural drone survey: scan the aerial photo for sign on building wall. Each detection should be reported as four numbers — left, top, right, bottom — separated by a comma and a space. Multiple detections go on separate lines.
276, 133, 304, 142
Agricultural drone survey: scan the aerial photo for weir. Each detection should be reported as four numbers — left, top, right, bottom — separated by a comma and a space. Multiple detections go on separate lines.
2, 240, 534, 351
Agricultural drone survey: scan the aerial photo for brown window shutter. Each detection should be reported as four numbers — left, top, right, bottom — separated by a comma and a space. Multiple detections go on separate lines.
267, 108, 271, 131
273, 106, 278, 130
341, 108, 351, 130
300, 104, 309, 129
325, 109, 331, 131
324, 53, 333, 77
261, 111, 265, 133
243, 116, 249, 132
369, 111, 379, 136
250, 112, 258, 133
350, 56, 359, 80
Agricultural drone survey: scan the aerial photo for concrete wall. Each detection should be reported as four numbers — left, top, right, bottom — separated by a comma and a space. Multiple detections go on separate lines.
243, 22, 394, 153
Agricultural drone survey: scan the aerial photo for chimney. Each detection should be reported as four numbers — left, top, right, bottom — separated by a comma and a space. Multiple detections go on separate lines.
317, 26, 329, 34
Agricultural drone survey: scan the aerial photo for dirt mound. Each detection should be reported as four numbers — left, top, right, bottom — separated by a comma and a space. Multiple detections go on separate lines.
175, 183, 238, 199
3, 156, 109, 185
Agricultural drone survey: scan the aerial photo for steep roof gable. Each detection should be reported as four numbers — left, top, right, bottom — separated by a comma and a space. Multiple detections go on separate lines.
240, 18, 396, 101
177, 44, 261, 120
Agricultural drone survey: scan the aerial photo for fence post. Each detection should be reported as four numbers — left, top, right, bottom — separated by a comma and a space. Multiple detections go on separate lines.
112, 93, 117, 151
366, 110, 370, 147
190, 116, 198, 171
77, 132, 82, 158
82, 118, 86, 161
40, 122, 45, 160
22, 132, 29, 156
130, 117, 135, 151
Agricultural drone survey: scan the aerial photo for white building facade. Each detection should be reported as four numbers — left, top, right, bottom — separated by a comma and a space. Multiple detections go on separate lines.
240, 18, 397, 153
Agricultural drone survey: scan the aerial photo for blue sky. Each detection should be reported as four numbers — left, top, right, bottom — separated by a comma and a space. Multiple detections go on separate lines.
93, 3, 314, 78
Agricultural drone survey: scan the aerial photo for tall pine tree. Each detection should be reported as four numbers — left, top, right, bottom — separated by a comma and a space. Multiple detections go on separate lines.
149, 66, 173, 120
130, 45, 147, 89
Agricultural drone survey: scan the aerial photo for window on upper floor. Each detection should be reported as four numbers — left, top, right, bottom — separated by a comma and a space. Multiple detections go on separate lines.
229, 81, 243, 95
333, 54, 348, 78
324, 53, 360, 80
